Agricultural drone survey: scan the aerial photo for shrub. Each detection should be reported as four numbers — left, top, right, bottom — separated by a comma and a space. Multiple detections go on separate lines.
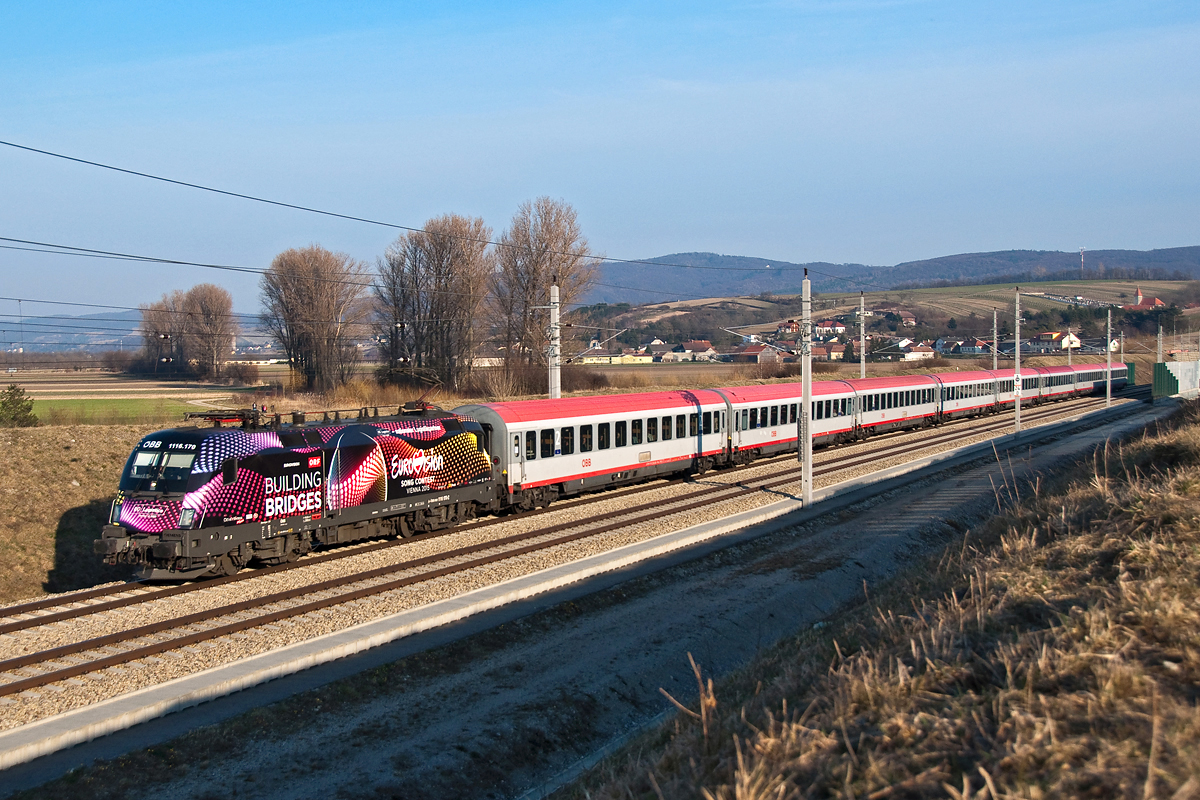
0, 383, 38, 427
224, 362, 260, 386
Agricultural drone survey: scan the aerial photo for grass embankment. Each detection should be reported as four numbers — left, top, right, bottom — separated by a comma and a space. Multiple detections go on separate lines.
0, 426, 145, 603
567, 408, 1200, 799
32, 399, 198, 426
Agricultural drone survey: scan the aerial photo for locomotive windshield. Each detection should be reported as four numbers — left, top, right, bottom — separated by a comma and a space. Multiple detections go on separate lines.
120, 449, 196, 494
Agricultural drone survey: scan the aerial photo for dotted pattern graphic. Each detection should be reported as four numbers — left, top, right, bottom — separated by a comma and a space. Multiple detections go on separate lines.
377, 431, 491, 494
193, 431, 282, 474
119, 498, 183, 534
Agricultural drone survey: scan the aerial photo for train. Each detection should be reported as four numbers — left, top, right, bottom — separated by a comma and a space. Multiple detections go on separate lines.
95, 362, 1129, 579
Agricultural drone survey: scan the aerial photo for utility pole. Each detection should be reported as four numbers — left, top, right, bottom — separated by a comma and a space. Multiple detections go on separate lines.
548, 278, 561, 400
1157, 324, 1164, 363
799, 269, 813, 506
1067, 325, 1072, 366
1080, 246, 1085, 279
1120, 330, 1124, 361
1106, 309, 1112, 408
859, 291, 866, 379
1014, 288, 1022, 433
992, 308, 998, 370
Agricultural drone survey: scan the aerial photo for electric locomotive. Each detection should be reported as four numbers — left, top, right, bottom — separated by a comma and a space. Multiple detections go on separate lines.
95, 404, 496, 579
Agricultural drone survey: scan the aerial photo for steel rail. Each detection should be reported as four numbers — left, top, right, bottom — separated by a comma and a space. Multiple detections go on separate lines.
0, 393, 1126, 697
0, 392, 1119, 633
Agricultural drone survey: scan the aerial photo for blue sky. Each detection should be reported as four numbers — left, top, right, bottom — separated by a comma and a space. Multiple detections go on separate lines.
1, 1, 1198, 313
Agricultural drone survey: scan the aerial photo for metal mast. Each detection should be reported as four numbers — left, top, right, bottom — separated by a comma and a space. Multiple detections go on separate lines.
800, 269, 813, 506
548, 278, 561, 399
1106, 309, 1112, 408
1067, 325, 1072, 366
992, 308, 998, 370
1014, 288, 1022, 433
1158, 325, 1164, 363
859, 291, 866, 379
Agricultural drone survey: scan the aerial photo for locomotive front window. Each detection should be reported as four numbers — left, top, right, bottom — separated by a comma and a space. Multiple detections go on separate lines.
632, 419, 642, 445
580, 425, 593, 452
122, 450, 195, 494
162, 453, 195, 483
129, 451, 159, 480
598, 423, 611, 449
561, 427, 575, 455
647, 417, 658, 442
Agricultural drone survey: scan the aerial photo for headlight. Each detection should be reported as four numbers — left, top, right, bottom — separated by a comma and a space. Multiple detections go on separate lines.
109, 500, 121, 525
178, 508, 196, 529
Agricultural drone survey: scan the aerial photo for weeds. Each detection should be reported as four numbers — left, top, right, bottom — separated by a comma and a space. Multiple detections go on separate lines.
569, 404, 1200, 800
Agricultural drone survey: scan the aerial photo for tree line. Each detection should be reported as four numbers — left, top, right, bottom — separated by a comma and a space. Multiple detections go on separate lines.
140, 196, 599, 392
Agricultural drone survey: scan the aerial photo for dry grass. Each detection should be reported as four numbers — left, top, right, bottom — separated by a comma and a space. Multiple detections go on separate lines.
0, 426, 146, 603
565, 406, 1200, 800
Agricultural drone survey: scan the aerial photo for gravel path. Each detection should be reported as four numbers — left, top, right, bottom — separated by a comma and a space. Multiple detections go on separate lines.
0, 397, 1127, 731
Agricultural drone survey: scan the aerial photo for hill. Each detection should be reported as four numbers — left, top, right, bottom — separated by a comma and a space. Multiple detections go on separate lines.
586, 246, 1200, 304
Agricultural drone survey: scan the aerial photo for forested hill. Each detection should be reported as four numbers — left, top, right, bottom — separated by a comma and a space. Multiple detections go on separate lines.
586, 246, 1200, 303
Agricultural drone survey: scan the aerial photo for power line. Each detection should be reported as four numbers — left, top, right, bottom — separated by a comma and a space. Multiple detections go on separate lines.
0, 138, 890, 287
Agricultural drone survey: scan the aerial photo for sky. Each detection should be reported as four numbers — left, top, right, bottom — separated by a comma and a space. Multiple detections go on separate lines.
1, 0, 1198, 314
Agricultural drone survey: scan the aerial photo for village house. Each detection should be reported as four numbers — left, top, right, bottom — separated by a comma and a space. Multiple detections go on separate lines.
1122, 287, 1167, 311
902, 344, 937, 361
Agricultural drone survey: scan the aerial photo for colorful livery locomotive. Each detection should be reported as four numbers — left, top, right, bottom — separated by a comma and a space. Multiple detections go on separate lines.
96, 406, 494, 579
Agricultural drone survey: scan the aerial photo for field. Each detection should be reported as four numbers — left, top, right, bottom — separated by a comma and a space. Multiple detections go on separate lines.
31, 398, 200, 426
614, 279, 1196, 337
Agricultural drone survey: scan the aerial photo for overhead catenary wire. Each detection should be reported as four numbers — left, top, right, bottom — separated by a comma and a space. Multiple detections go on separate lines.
0, 138, 889, 290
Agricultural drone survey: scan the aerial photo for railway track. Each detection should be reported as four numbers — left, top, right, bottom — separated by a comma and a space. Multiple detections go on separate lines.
0, 392, 1131, 700
0, 390, 1127, 630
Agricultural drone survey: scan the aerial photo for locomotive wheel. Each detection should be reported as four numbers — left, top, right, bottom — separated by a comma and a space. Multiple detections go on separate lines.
210, 554, 239, 577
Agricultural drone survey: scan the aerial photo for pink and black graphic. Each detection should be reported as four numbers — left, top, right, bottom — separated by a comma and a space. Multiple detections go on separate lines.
115, 414, 492, 535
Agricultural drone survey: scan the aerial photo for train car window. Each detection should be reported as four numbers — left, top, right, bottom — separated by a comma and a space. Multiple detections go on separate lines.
741, 409, 749, 430
770, 406, 779, 427
632, 419, 643, 445
815, 402, 823, 420
750, 408, 758, 428
615, 421, 627, 447
790, 403, 797, 423
842, 398, 849, 415
677, 415, 687, 438
662, 416, 672, 440
599, 423, 611, 449
756, 408, 765, 429
513, 435, 521, 458
561, 427, 575, 455
702, 412, 712, 435
647, 417, 658, 442
826, 399, 833, 418
526, 431, 537, 460
689, 414, 698, 436
541, 429, 555, 459
580, 425, 593, 452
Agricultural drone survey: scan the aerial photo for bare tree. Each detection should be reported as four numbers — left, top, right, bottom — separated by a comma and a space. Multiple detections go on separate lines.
489, 197, 599, 370
184, 284, 237, 379
139, 290, 189, 373
260, 245, 371, 391
375, 215, 493, 390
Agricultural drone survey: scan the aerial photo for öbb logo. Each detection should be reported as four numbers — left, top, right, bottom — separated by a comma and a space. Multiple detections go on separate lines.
308, 456, 321, 469
390, 452, 445, 479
